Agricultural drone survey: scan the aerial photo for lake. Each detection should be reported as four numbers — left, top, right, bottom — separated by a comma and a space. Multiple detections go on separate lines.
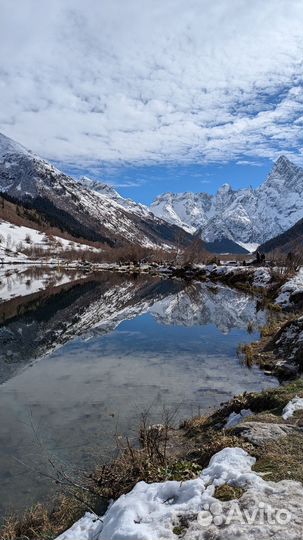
0, 267, 278, 518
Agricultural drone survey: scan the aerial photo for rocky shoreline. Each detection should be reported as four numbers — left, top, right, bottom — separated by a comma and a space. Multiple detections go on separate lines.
53, 362, 303, 539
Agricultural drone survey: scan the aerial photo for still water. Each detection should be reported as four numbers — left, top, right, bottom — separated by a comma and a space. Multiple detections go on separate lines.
0, 268, 278, 518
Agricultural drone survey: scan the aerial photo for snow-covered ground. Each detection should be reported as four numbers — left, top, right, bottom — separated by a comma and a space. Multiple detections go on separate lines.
0, 244, 28, 263
205, 264, 272, 289
56, 446, 303, 540
276, 268, 303, 307
205, 263, 246, 277
0, 220, 100, 260
205, 263, 303, 300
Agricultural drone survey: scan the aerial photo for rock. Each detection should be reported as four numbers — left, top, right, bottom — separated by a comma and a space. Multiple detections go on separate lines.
232, 422, 301, 446
225, 409, 253, 429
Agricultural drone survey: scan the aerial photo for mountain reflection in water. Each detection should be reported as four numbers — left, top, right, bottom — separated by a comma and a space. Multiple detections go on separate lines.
0, 269, 278, 518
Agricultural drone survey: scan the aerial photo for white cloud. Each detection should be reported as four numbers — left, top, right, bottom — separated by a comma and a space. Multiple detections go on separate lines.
0, 0, 302, 169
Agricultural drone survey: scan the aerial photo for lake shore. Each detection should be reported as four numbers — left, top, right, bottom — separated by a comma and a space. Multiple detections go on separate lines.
1, 266, 303, 539
52, 308, 303, 540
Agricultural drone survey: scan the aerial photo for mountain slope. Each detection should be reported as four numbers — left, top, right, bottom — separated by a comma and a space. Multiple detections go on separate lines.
0, 133, 192, 249
78, 176, 152, 219
151, 156, 303, 245
259, 218, 303, 254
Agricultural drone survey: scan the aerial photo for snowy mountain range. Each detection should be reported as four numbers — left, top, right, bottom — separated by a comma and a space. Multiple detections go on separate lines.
150, 156, 303, 247
0, 131, 302, 252
0, 133, 191, 249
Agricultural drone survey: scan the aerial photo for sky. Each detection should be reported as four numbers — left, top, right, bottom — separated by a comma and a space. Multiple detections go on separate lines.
0, 0, 302, 204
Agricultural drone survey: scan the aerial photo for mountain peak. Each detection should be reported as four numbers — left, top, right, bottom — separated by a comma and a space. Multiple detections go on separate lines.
0, 132, 32, 160
217, 182, 232, 193
276, 155, 291, 165
265, 154, 303, 190
273, 155, 295, 172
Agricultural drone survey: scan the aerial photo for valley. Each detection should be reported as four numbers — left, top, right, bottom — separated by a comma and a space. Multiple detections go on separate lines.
0, 132, 303, 540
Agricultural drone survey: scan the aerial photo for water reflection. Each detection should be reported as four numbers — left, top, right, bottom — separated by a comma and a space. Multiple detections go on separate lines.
0, 269, 277, 518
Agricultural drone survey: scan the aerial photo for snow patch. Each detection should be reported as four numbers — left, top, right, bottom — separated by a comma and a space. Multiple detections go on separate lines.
252, 268, 272, 288
276, 267, 303, 307
282, 396, 303, 420
56, 448, 264, 540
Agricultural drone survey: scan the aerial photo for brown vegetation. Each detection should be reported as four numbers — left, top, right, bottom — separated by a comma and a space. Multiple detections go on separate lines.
0, 194, 107, 253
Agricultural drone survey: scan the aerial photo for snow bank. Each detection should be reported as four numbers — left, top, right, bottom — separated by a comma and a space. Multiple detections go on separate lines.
56, 445, 303, 539
55, 513, 103, 540
201, 447, 262, 489
225, 409, 253, 429
56, 448, 264, 540
205, 264, 235, 276
276, 267, 303, 307
282, 396, 303, 420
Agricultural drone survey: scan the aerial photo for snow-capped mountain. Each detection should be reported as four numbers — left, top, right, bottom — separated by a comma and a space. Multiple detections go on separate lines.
151, 156, 303, 246
0, 133, 191, 249
2, 131, 302, 251
78, 176, 152, 219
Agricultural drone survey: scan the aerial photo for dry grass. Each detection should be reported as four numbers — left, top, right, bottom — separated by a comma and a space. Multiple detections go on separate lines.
3, 379, 303, 539
180, 379, 303, 499
261, 321, 280, 337
1, 503, 55, 540
214, 484, 245, 501
239, 343, 255, 366
0, 411, 179, 539
266, 302, 283, 312
183, 428, 254, 469
253, 433, 303, 483
184, 379, 303, 434
90, 411, 182, 500
2, 336, 303, 540
247, 320, 255, 334
0, 494, 88, 540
